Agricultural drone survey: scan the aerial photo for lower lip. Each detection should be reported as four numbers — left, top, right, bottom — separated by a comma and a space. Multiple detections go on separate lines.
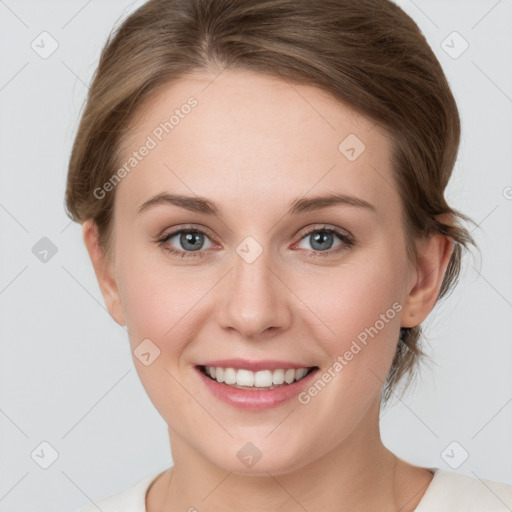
196, 367, 319, 410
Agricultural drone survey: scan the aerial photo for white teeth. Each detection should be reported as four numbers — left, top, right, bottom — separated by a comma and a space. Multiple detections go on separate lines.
272, 369, 285, 385
295, 368, 308, 380
254, 370, 273, 387
203, 366, 312, 388
223, 367, 237, 385
284, 369, 295, 384
236, 369, 254, 387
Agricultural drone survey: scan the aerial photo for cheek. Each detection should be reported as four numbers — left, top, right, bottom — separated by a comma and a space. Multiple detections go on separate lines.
115, 257, 204, 411
298, 254, 403, 341
292, 253, 405, 396
115, 247, 185, 346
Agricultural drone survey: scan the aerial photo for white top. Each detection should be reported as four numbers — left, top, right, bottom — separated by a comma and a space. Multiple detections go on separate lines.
72, 467, 512, 511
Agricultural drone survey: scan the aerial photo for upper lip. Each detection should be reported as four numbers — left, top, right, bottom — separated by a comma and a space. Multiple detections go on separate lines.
197, 358, 317, 371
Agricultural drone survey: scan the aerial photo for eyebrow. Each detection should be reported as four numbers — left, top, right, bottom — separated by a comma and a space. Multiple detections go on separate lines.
136, 192, 377, 216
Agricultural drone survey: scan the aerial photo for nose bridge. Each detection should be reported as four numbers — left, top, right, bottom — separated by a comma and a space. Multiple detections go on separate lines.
217, 236, 291, 337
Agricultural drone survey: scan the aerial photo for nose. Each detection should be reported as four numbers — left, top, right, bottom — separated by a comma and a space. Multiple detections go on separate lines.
216, 244, 292, 339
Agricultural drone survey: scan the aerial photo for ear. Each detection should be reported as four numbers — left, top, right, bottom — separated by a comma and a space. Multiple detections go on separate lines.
82, 219, 126, 326
401, 231, 454, 328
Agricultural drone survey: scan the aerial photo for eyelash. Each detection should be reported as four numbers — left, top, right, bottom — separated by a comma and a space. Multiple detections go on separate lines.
156, 224, 356, 259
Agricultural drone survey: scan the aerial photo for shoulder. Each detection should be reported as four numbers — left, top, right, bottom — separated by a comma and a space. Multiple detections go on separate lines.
71, 470, 165, 512
415, 468, 512, 511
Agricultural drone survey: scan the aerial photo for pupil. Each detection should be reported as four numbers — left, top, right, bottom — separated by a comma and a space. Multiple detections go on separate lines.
311, 231, 332, 251
182, 232, 202, 251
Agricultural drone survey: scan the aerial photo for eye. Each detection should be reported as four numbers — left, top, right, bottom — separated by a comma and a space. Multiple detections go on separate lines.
157, 226, 215, 259
294, 225, 355, 257
156, 224, 355, 260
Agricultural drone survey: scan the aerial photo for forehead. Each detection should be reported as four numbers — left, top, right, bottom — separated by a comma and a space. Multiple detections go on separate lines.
115, 68, 397, 219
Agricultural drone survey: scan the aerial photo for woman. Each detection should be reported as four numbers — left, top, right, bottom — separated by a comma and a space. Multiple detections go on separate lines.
66, 0, 512, 510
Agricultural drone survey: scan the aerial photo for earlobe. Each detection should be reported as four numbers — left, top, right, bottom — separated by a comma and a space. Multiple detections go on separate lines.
82, 219, 126, 326
401, 233, 454, 328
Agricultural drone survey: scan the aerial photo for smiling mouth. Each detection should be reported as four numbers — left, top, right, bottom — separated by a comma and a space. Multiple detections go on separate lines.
197, 365, 319, 391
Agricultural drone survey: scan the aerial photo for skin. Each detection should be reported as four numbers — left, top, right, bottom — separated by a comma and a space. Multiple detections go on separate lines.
83, 68, 453, 511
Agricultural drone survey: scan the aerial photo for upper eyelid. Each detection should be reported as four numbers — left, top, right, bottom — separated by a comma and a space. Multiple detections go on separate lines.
159, 224, 215, 240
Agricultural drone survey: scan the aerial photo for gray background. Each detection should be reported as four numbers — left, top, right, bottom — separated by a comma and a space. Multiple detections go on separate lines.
0, 1, 511, 510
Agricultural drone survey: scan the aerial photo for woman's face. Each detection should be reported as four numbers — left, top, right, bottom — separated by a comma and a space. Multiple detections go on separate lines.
86, 69, 440, 474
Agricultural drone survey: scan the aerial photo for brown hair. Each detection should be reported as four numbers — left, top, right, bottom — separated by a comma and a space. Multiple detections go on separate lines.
65, 0, 476, 405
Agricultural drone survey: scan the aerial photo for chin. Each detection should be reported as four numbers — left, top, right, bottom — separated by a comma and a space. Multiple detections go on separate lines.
206, 441, 315, 477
